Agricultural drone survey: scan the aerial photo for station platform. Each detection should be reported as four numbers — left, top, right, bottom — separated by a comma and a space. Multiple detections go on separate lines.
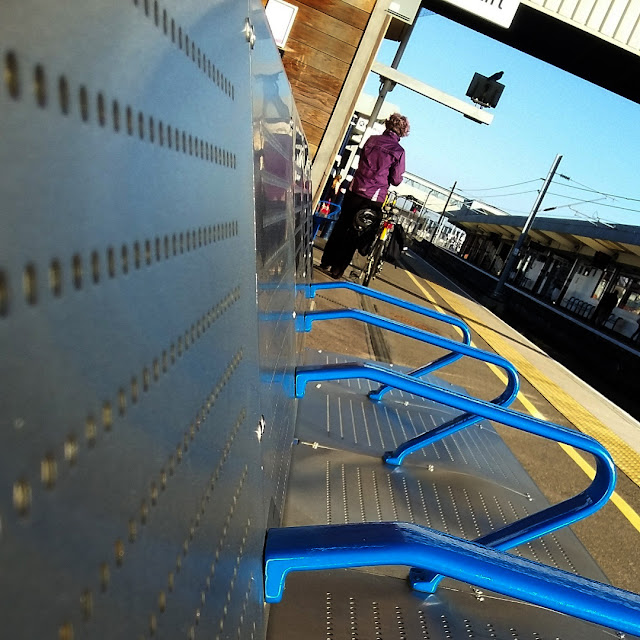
395, 250, 640, 477
274, 246, 640, 611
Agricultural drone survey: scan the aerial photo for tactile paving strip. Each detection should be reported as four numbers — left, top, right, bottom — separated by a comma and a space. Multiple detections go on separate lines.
429, 279, 640, 490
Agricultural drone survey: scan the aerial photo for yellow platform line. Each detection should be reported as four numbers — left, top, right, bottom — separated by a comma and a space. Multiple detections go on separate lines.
406, 271, 640, 533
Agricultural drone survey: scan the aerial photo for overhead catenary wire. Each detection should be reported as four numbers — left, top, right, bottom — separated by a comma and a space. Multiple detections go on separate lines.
458, 178, 543, 192
546, 191, 640, 214
579, 200, 640, 214
542, 196, 609, 212
554, 175, 640, 203
444, 172, 640, 224
462, 187, 640, 215
460, 189, 540, 199
461, 174, 640, 208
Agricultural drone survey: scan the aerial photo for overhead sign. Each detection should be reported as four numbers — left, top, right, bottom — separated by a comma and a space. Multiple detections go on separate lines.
371, 62, 493, 125
442, 0, 520, 28
466, 73, 505, 107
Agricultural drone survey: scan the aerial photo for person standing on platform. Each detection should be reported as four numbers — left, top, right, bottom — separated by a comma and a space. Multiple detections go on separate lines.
593, 289, 619, 327
330, 172, 344, 199
319, 113, 410, 279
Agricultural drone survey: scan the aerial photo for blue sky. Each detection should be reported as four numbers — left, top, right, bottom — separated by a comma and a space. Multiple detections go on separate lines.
364, 11, 640, 226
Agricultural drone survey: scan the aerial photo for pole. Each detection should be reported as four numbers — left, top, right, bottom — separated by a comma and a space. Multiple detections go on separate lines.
493, 154, 562, 299
555, 255, 581, 306
365, 19, 417, 132
339, 18, 418, 183
429, 181, 457, 243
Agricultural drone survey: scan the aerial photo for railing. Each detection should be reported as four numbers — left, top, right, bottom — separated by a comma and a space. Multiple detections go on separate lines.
264, 522, 640, 636
297, 306, 520, 460
565, 298, 596, 320
304, 281, 472, 342
581, 302, 596, 319
566, 296, 578, 312
563, 298, 624, 332
302, 281, 472, 401
564, 297, 591, 318
294, 360, 616, 592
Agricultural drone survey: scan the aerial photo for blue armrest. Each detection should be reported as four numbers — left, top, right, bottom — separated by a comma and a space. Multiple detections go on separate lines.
264, 522, 640, 635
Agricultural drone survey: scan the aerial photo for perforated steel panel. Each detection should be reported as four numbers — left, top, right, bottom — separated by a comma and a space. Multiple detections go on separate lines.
251, 7, 312, 530
0, 1, 309, 638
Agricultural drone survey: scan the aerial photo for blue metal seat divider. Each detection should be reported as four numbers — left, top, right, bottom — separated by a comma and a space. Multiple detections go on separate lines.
294, 360, 616, 593
263, 522, 640, 636
303, 281, 472, 344
301, 281, 473, 401
296, 307, 521, 459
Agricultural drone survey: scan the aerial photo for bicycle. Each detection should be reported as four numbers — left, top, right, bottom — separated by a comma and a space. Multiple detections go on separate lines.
357, 192, 400, 287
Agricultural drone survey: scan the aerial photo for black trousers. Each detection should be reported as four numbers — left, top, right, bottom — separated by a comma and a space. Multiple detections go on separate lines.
320, 191, 382, 276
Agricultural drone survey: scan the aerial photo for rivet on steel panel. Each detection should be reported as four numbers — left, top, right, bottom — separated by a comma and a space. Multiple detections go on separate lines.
244, 18, 256, 48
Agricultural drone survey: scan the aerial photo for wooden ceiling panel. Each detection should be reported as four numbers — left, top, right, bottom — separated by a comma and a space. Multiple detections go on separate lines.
297, 101, 332, 133
286, 69, 344, 113
287, 19, 357, 63
292, 3, 363, 47
296, 0, 372, 30
283, 39, 350, 81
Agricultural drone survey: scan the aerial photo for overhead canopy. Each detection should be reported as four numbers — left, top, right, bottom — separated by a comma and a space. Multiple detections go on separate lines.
420, 0, 640, 105
451, 212, 640, 268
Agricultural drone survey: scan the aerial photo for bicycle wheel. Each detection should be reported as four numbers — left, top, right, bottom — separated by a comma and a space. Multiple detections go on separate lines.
362, 240, 385, 287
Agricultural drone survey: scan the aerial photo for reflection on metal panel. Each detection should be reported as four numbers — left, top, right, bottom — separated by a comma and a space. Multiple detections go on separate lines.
252, 0, 312, 529
0, 0, 308, 638
523, 0, 640, 54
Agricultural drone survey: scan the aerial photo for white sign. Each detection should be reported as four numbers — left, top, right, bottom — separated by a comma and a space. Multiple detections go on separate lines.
443, 0, 520, 28
265, 0, 298, 48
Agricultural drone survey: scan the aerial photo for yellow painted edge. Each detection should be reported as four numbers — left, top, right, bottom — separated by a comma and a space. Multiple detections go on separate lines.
406, 270, 640, 532
558, 443, 640, 533
451, 289, 639, 481
415, 271, 640, 486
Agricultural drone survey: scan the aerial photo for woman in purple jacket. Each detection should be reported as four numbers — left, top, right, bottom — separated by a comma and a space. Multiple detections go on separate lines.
319, 113, 409, 279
